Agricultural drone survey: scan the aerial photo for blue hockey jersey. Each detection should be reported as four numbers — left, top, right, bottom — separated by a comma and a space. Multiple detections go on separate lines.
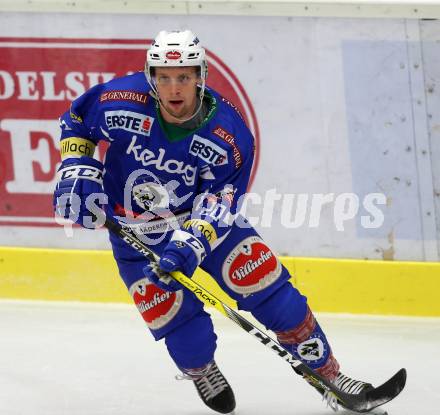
58, 72, 255, 250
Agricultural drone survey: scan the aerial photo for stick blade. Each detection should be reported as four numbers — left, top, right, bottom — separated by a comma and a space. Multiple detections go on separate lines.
350, 368, 407, 413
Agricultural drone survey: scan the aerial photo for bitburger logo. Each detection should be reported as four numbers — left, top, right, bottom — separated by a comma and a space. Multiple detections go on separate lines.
129, 277, 183, 330
222, 236, 282, 295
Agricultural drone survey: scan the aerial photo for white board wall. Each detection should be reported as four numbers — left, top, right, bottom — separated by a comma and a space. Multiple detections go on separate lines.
0, 12, 439, 261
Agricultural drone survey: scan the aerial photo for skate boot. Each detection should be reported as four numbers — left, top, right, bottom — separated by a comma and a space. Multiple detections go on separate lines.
177, 360, 236, 414
301, 369, 374, 411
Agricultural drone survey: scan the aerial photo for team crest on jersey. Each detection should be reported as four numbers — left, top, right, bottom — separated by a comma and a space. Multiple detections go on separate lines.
130, 278, 183, 330
222, 236, 282, 295
132, 179, 170, 212
189, 135, 228, 166
105, 110, 154, 136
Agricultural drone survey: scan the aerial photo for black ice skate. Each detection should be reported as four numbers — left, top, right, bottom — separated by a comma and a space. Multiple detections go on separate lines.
304, 370, 374, 411
177, 361, 236, 414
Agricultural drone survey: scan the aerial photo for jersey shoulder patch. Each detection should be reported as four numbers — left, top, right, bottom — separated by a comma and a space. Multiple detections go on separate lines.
208, 94, 254, 167
210, 124, 244, 169
98, 72, 151, 106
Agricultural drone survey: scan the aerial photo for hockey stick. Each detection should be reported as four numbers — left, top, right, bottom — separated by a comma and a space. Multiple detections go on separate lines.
104, 216, 406, 413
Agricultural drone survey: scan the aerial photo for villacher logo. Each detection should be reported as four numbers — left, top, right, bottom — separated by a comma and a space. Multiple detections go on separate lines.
130, 277, 184, 330
222, 236, 282, 295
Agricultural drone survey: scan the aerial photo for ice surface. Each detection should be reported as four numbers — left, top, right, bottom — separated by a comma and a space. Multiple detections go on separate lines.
0, 300, 438, 415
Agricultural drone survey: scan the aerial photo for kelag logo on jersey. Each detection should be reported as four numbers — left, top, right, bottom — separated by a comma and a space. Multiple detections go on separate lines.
126, 136, 197, 185
0, 37, 259, 227
189, 135, 228, 166
105, 110, 154, 136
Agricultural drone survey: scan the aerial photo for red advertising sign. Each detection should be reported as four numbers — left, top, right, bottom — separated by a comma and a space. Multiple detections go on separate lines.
0, 38, 259, 226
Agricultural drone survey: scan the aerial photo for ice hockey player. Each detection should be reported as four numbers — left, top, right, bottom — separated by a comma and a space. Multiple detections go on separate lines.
54, 30, 375, 413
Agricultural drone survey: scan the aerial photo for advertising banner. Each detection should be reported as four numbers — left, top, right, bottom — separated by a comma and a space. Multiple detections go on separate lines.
0, 12, 439, 260
0, 37, 259, 226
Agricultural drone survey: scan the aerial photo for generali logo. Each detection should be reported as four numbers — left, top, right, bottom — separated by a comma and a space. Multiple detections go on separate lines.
0, 38, 260, 226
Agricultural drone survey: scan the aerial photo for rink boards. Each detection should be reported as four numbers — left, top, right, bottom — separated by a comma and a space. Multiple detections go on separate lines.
1, 14, 440, 262
0, 246, 438, 317
0, 8, 440, 317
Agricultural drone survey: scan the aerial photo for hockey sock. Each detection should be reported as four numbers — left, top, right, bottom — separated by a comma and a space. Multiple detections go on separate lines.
275, 306, 340, 381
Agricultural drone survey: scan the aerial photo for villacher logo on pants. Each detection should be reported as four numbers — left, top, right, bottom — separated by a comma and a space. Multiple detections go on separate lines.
130, 277, 184, 330
222, 236, 282, 295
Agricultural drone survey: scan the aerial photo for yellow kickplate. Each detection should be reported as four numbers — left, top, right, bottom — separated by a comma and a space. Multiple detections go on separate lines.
0, 247, 438, 316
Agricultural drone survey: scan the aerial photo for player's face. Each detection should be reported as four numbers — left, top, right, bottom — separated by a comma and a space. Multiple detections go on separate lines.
154, 66, 200, 123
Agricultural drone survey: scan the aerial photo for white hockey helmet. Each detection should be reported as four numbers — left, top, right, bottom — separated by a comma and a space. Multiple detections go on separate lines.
145, 30, 208, 100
